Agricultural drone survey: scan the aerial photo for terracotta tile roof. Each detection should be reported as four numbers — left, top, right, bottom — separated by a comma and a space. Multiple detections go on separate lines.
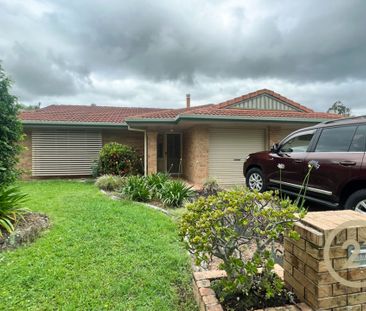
20, 105, 164, 124
128, 104, 214, 119
20, 90, 341, 125
180, 107, 340, 120
126, 89, 340, 122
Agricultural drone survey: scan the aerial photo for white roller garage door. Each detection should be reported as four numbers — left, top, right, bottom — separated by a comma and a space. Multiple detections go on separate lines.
208, 128, 266, 186
32, 129, 102, 176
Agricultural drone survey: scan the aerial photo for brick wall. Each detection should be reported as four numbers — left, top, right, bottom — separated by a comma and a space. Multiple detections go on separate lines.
284, 211, 366, 310
182, 126, 209, 186
268, 127, 292, 148
102, 129, 144, 154
18, 129, 32, 177
268, 126, 311, 148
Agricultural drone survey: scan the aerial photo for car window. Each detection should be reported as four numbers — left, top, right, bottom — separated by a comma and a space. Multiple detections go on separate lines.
350, 125, 366, 152
315, 126, 357, 152
280, 132, 314, 153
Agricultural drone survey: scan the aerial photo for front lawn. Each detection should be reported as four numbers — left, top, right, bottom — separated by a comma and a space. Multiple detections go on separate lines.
0, 180, 196, 311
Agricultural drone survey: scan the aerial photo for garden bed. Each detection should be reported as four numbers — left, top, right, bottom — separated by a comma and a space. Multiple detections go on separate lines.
192, 241, 284, 273
0, 212, 49, 251
192, 266, 312, 311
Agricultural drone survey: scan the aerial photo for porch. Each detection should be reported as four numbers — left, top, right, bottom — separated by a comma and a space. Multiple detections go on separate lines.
146, 126, 209, 186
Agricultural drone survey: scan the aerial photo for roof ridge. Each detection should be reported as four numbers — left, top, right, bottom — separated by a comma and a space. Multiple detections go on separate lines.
181, 107, 341, 119
38, 104, 166, 110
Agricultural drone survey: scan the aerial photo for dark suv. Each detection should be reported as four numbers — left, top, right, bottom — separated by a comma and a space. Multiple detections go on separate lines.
243, 116, 366, 212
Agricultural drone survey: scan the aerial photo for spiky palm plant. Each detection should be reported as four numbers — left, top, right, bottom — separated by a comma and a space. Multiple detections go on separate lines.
0, 187, 28, 236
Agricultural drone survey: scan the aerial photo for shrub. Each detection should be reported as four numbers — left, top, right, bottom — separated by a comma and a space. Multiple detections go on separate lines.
96, 142, 142, 176
0, 65, 23, 187
91, 159, 100, 178
95, 175, 125, 191
199, 178, 222, 197
0, 187, 28, 236
122, 175, 150, 202
145, 173, 169, 198
159, 179, 194, 208
180, 189, 305, 307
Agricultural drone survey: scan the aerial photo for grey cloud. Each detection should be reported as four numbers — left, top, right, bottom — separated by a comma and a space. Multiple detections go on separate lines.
0, 0, 366, 113
3, 42, 90, 97
46, 0, 366, 83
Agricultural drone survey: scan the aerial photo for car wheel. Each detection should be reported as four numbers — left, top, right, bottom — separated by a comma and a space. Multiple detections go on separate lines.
246, 168, 266, 192
344, 189, 366, 214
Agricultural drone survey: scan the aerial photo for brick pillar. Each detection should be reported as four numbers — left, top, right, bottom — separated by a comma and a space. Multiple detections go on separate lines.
284, 211, 366, 310
268, 126, 282, 148
147, 131, 158, 175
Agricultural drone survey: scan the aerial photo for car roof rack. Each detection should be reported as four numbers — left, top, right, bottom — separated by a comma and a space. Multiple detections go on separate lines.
323, 115, 366, 124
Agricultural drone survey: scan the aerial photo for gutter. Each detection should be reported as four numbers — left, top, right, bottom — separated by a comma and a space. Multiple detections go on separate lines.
21, 120, 128, 128
125, 114, 337, 125
127, 125, 148, 177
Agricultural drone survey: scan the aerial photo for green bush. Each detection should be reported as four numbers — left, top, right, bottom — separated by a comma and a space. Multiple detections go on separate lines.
199, 178, 222, 197
158, 179, 194, 208
0, 187, 28, 236
145, 173, 169, 198
91, 159, 100, 178
0, 65, 23, 187
96, 142, 142, 176
122, 175, 150, 202
95, 175, 125, 191
180, 189, 305, 307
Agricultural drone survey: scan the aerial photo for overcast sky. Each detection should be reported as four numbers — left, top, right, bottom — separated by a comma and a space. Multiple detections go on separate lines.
1, 0, 366, 114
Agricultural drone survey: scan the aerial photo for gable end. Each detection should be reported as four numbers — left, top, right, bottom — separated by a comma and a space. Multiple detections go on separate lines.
227, 94, 303, 112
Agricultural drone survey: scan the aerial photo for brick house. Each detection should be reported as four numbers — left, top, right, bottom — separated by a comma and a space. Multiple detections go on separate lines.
19, 89, 339, 186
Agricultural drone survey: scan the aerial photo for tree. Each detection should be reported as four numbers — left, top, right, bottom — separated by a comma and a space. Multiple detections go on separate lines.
327, 101, 351, 116
0, 64, 23, 187
19, 102, 41, 111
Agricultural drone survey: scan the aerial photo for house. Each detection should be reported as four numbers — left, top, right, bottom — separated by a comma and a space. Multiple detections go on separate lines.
19, 89, 340, 186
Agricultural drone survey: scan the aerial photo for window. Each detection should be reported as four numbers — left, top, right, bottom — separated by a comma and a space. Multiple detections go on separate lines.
315, 126, 357, 152
280, 131, 314, 153
350, 125, 366, 152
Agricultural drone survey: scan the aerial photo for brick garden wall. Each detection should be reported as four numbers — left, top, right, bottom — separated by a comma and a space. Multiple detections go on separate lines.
284, 211, 366, 310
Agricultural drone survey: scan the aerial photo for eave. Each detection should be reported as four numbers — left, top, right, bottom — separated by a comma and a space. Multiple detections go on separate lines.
21, 120, 128, 128
125, 114, 335, 125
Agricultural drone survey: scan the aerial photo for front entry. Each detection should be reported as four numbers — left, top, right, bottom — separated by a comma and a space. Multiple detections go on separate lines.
167, 133, 182, 175
157, 133, 182, 175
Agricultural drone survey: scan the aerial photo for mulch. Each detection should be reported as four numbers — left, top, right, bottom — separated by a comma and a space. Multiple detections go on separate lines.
0, 212, 50, 251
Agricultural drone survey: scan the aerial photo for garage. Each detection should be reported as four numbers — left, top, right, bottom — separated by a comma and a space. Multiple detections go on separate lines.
208, 128, 266, 186
32, 129, 102, 176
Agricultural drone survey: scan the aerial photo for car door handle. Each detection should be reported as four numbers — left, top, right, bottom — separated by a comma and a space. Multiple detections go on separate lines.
294, 159, 302, 163
339, 161, 356, 166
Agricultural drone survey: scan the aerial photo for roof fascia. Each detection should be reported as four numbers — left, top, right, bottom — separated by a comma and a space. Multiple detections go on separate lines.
21, 120, 128, 128
126, 114, 334, 124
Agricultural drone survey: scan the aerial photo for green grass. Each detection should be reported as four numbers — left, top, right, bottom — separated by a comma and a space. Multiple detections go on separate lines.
0, 180, 196, 311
